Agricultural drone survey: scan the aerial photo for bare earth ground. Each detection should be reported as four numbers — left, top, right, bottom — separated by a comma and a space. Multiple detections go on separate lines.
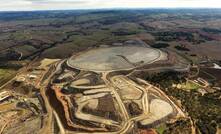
67, 46, 167, 72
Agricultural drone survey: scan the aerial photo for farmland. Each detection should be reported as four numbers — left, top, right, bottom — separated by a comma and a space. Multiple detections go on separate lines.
0, 9, 221, 134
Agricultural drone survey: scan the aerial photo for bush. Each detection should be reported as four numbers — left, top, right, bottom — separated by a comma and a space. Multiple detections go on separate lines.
151, 43, 169, 48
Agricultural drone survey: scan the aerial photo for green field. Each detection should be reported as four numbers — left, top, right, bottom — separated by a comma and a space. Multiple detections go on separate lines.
156, 124, 166, 134
180, 80, 200, 91
0, 69, 16, 87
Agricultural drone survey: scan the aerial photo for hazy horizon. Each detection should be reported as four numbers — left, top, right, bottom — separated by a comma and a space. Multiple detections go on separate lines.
1, 0, 221, 11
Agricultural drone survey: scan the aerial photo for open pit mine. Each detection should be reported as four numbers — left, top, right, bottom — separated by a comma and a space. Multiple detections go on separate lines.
41, 45, 189, 134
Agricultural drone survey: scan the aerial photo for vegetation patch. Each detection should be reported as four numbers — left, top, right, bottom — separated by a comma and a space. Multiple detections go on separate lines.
151, 43, 169, 48
180, 80, 200, 91
0, 68, 16, 86
202, 28, 221, 34
174, 45, 190, 51
154, 31, 194, 42
155, 123, 166, 134
146, 72, 221, 134
164, 119, 192, 134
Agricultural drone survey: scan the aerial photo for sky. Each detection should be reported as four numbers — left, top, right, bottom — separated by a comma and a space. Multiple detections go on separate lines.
0, 0, 221, 11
